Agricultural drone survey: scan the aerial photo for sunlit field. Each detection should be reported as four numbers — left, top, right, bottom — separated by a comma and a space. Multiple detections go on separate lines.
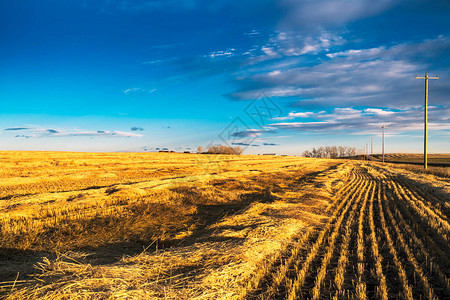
371, 153, 450, 164
0, 151, 449, 299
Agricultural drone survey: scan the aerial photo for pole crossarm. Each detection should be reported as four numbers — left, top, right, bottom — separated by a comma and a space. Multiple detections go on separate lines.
416, 76, 439, 79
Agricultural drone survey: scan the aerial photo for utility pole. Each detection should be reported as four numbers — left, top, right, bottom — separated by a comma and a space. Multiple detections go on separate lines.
366, 144, 368, 161
416, 73, 439, 170
381, 126, 385, 163
371, 137, 373, 156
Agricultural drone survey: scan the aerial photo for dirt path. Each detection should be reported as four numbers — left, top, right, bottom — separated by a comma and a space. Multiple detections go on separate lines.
247, 162, 450, 300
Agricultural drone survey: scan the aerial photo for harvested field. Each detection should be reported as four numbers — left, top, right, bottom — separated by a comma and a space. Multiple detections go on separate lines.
0, 152, 449, 299
371, 153, 450, 164
247, 161, 450, 300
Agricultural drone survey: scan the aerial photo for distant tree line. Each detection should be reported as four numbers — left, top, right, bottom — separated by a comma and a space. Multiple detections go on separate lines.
302, 146, 356, 158
203, 145, 243, 155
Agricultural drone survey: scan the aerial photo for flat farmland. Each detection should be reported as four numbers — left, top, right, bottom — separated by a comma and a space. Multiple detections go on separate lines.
371, 153, 450, 164
0, 152, 449, 299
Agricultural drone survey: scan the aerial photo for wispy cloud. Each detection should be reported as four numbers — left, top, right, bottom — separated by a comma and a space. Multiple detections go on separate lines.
269, 105, 450, 134
4, 126, 143, 138
4, 127, 29, 131
326, 47, 385, 58
271, 111, 317, 120
263, 142, 279, 146
124, 88, 157, 94
230, 128, 275, 138
142, 57, 180, 65
228, 35, 449, 111
44, 129, 143, 138
364, 108, 395, 116
205, 48, 236, 59
231, 142, 250, 146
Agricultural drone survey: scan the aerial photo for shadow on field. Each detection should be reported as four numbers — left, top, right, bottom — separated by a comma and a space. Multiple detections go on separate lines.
0, 187, 282, 291
0, 248, 51, 284
152, 189, 277, 250
0, 163, 341, 292
72, 170, 317, 266
67, 190, 277, 267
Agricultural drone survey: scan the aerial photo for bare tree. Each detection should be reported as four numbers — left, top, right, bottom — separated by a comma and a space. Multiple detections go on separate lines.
233, 146, 243, 155
302, 145, 357, 158
302, 150, 312, 157
205, 145, 243, 155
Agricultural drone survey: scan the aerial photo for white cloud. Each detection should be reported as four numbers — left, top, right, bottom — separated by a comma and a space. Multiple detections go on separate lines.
142, 59, 164, 65
244, 29, 260, 36
268, 70, 281, 76
272, 111, 316, 120
229, 36, 449, 111
261, 46, 278, 57
124, 87, 157, 94
364, 108, 395, 115
268, 105, 450, 134
124, 88, 143, 94
270, 121, 338, 131
238, 31, 345, 67
231, 128, 270, 138
332, 108, 362, 120
6, 126, 143, 138
271, 31, 344, 57
206, 48, 236, 59
326, 47, 385, 58
48, 130, 143, 137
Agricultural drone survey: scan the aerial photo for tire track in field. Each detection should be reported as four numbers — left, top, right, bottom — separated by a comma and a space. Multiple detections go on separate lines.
245, 165, 364, 299
286, 167, 370, 300
245, 162, 450, 300
369, 166, 450, 299
357, 163, 448, 299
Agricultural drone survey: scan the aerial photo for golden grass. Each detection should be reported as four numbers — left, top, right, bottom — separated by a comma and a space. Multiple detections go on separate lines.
384, 162, 450, 178
0, 151, 342, 299
371, 153, 450, 162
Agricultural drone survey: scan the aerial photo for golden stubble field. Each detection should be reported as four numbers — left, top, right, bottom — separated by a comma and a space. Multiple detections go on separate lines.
0, 151, 449, 299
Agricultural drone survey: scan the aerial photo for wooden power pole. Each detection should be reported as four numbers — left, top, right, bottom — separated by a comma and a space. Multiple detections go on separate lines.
371, 137, 373, 156
416, 73, 439, 170
366, 144, 368, 161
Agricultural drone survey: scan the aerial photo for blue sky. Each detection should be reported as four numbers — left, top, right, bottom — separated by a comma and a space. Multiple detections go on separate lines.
1, 0, 449, 154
